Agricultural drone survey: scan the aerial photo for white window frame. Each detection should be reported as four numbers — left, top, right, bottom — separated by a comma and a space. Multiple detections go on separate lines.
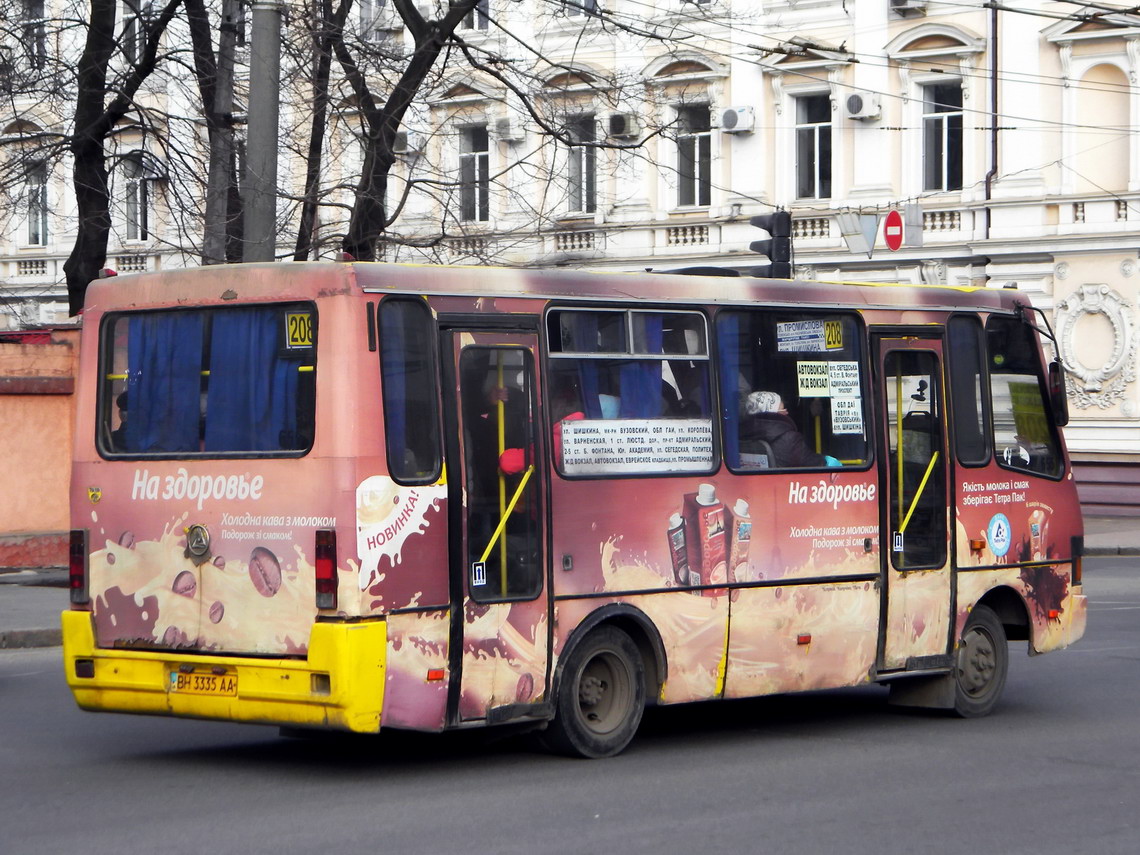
460, 0, 489, 31
675, 104, 711, 209
123, 156, 150, 242
459, 124, 490, 222
25, 161, 48, 246
22, 0, 47, 71
563, 0, 598, 16
567, 115, 597, 215
921, 81, 963, 192
794, 92, 832, 200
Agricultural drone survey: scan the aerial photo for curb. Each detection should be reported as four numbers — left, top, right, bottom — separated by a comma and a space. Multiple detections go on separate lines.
1085, 546, 1140, 557
0, 628, 62, 649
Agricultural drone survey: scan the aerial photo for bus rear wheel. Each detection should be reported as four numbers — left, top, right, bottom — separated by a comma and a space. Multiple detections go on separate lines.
544, 626, 645, 758
954, 604, 1008, 718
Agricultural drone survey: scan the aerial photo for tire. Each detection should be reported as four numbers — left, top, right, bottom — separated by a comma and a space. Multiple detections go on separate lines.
543, 626, 646, 759
954, 604, 1008, 718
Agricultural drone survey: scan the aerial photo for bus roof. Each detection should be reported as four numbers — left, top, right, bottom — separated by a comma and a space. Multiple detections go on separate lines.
84, 261, 1024, 316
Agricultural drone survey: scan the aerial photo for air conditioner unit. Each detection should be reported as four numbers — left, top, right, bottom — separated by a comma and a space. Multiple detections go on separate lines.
608, 113, 640, 140
890, 0, 927, 15
845, 92, 881, 121
393, 130, 423, 155
720, 106, 755, 134
494, 117, 524, 143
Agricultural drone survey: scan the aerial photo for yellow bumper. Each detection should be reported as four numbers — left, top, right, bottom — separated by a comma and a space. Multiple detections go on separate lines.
61, 611, 386, 733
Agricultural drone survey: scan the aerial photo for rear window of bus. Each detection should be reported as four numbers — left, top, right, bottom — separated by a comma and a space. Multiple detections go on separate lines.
98, 303, 316, 457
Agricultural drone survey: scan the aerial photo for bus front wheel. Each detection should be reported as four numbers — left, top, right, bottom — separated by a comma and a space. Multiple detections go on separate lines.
954, 604, 1008, 718
544, 626, 645, 758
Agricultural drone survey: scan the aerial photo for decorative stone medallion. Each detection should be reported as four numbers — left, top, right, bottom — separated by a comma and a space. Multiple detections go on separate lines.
1055, 283, 1137, 409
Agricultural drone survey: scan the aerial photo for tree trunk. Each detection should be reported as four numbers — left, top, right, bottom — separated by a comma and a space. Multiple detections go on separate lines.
64, 0, 118, 315
338, 0, 483, 261
186, 0, 239, 265
65, 0, 183, 313
293, 0, 344, 261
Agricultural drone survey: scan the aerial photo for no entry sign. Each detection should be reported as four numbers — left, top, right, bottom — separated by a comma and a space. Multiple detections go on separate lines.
884, 209, 904, 251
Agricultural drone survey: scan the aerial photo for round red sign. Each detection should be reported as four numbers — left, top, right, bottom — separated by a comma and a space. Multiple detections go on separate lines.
884, 209, 904, 252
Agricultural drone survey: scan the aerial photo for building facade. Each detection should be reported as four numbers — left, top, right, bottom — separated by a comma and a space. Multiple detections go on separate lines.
3, 0, 1139, 510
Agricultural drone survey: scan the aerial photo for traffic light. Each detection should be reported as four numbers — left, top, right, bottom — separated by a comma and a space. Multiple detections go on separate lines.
750, 210, 793, 278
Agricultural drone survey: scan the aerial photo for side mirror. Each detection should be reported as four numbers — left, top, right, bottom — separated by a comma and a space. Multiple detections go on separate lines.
1048, 359, 1069, 427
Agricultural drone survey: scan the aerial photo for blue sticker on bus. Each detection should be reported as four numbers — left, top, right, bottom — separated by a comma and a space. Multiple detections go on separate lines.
987, 513, 1011, 558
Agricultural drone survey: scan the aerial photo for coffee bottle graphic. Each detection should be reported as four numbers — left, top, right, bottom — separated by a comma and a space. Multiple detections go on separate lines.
727, 498, 752, 584
667, 512, 691, 585
682, 483, 727, 596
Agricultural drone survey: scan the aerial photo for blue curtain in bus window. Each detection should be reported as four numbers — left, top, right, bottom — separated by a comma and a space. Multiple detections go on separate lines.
717, 314, 741, 467
205, 309, 297, 451
379, 308, 406, 462
571, 314, 603, 419
619, 314, 663, 418
126, 312, 205, 452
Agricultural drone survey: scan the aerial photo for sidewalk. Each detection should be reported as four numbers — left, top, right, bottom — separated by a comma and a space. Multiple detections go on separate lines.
0, 573, 65, 649
1, 517, 1135, 650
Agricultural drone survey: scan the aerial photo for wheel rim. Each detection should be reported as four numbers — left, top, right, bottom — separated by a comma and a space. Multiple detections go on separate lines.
575, 649, 633, 736
958, 625, 998, 698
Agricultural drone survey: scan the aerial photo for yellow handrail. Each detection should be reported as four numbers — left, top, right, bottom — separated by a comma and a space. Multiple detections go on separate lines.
479, 466, 535, 566
899, 451, 939, 535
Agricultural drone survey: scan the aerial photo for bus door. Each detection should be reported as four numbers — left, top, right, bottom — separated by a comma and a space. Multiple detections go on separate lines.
441, 328, 550, 725
874, 334, 953, 672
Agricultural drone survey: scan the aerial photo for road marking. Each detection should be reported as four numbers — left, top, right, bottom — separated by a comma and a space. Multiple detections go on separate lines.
1062, 646, 1139, 654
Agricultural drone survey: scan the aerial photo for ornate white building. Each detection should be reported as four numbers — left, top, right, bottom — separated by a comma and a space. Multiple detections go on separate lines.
3, 0, 1139, 509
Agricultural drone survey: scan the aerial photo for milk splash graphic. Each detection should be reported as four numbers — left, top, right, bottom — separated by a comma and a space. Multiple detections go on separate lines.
356, 476, 447, 590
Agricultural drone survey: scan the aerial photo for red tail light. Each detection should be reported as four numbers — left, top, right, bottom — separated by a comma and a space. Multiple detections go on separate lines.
315, 529, 337, 610
69, 530, 89, 606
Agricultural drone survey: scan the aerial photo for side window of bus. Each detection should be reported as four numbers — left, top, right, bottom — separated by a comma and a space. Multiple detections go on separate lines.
100, 305, 316, 456
947, 315, 990, 466
546, 309, 715, 476
379, 298, 442, 483
986, 315, 1063, 478
716, 310, 869, 471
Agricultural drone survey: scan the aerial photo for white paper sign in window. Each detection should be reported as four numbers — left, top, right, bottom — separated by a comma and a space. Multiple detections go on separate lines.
560, 418, 714, 475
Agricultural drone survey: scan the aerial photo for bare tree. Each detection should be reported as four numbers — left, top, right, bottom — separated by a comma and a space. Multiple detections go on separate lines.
63, 0, 182, 314
1, 0, 755, 314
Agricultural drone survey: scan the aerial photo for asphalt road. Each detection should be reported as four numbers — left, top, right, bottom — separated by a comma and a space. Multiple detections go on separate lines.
2, 558, 1137, 855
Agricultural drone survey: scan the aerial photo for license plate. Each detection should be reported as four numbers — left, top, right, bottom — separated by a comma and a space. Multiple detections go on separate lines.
169, 671, 237, 697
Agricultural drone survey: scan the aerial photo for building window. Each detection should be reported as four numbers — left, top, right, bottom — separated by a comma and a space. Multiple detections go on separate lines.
460, 125, 490, 222
26, 161, 48, 246
795, 94, 831, 199
923, 82, 962, 192
122, 1, 153, 64
676, 105, 711, 208
124, 155, 150, 241
461, 0, 489, 30
359, 0, 386, 41
564, 0, 598, 16
567, 115, 596, 214
22, 0, 47, 70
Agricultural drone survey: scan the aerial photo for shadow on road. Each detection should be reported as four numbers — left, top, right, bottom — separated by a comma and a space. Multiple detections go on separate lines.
123, 683, 907, 773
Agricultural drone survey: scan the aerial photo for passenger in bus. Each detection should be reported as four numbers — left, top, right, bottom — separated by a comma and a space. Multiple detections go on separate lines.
110, 392, 129, 451
500, 372, 584, 472
739, 391, 838, 469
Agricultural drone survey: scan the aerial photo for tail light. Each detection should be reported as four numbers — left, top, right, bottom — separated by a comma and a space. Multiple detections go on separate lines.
1072, 535, 1084, 585
69, 530, 89, 606
315, 529, 337, 610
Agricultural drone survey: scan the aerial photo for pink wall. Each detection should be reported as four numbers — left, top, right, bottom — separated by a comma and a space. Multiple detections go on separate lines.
0, 329, 78, 568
